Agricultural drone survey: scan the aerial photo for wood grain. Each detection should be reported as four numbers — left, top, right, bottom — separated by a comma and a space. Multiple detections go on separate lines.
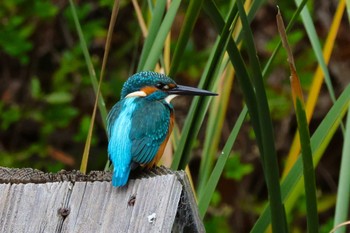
0, 167, 204, 233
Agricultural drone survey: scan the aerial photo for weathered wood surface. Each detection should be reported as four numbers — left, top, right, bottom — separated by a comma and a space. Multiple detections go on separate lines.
0, 167, 205, 233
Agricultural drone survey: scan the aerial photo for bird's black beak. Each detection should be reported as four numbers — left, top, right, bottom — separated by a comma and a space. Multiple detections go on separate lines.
167, 85, 217, 96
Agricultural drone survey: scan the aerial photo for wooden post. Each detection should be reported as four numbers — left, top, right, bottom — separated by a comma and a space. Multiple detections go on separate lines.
0, 166, 204, 233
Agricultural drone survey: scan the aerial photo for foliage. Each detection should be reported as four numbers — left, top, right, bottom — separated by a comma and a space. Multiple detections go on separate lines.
0, 0, 112, 171
223, 153, 253, 181
0, 0, 58, 64
1, 0, 349, 232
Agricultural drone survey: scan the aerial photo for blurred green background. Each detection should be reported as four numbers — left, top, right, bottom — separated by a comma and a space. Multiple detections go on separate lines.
1, 0, 349, 232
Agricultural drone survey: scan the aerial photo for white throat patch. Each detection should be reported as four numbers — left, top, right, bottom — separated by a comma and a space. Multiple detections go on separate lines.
165, 94, 178, 103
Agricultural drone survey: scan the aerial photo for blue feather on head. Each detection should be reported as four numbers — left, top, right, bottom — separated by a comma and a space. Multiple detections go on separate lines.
121, 71, 176, 99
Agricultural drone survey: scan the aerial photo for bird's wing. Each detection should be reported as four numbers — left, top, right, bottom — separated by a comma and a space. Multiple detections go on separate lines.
107, 99, 134, 186
106, 101, 123, 139
129, 100, 171, 164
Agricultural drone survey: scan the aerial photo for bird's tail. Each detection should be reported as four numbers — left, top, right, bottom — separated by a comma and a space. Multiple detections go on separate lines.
112, 165, 131, 187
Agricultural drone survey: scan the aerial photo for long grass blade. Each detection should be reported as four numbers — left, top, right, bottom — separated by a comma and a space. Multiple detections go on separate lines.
68, 0, 108, 130
203, 0, 263, 158
132, 0, 148, 37
277, 9, 319, 232
169, 0, 204, 77
347, 0, 350, 19
262, 0, 307, 77
284, 0, 346, 176
204, 0, 305, 169
170, 41, 216, 170
83, 0, 119, 173
236, 1, 287, 232
137, 0, 166, 71
294, 0, 337, 103
163, 2, 171, 75
197, 62, 234, 196
251, 84, 350, 232
198, 106, 247, 218
99, 0, 120, 172
171, 1, 236, 170
258, 2, 307, 232
330, 221, 350, 233
141, 0, 181, 71
69, 0, 115, 173
333, 107, 350, 233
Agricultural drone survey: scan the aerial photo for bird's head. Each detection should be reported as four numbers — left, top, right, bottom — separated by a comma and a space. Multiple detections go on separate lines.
121, 71, 217, 103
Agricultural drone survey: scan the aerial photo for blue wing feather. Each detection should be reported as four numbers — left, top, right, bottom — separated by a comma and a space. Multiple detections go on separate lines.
107, 98, 136, 187
133, 138, 159, 164
130, 99, 171, 164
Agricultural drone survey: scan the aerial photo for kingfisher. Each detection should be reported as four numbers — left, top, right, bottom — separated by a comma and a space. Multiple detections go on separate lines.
107, 71, 217, 187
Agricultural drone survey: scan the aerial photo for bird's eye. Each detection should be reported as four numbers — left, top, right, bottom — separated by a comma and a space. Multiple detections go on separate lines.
156, 83, 170, 89
156, 83, 164, 89
156, 83, 171, 90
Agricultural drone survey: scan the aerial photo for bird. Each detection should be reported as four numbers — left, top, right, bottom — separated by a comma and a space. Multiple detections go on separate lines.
107, 71, 217, 187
